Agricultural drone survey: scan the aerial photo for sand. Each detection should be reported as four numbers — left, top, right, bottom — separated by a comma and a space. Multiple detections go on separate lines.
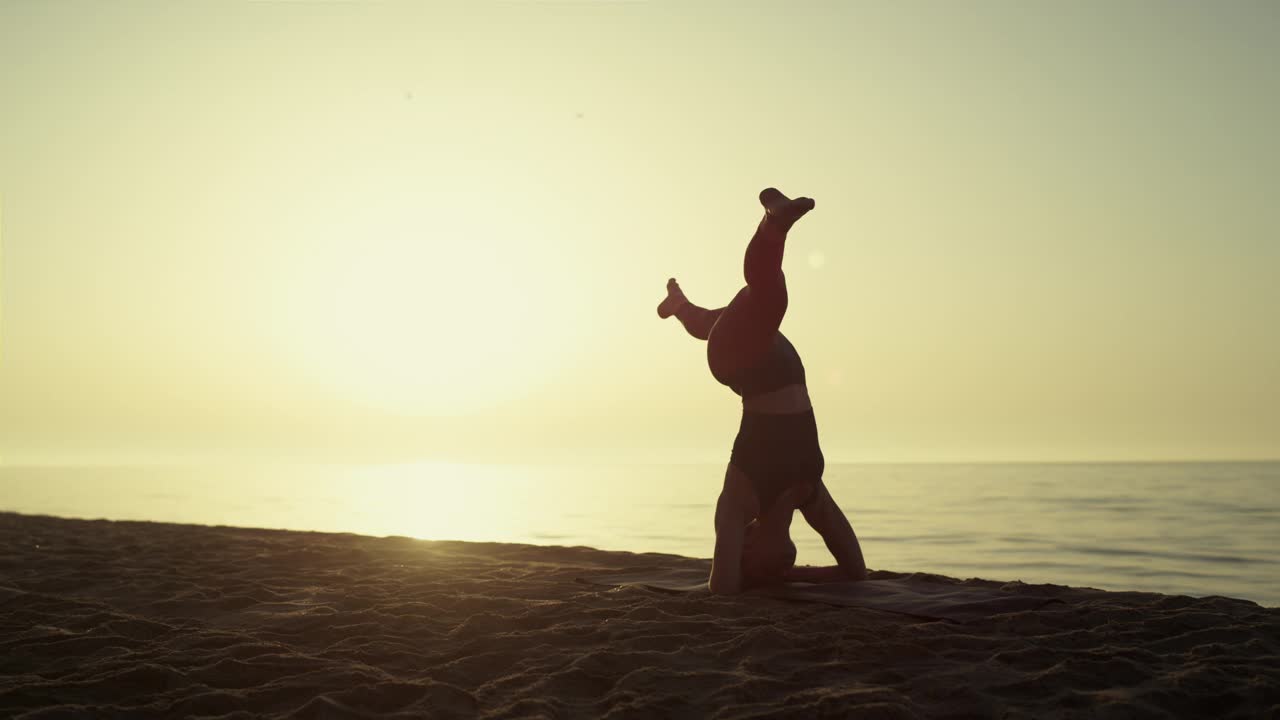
0, 512, 1276, 719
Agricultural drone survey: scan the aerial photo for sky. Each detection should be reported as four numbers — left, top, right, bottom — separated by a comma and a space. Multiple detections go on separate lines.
1, 1, 1277, 464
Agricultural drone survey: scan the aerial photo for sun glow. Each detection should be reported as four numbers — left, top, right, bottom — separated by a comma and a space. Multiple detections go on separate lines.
269, 191, 573, 417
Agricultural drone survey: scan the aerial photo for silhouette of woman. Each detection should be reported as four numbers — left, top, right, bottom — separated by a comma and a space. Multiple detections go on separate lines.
657, 188, 868, 594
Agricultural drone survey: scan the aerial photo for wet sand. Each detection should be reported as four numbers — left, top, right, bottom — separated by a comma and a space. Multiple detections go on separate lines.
1, 512, 1276, 718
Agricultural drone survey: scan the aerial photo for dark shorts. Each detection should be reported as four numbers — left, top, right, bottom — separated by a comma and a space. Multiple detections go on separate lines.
729, 408, 825, 513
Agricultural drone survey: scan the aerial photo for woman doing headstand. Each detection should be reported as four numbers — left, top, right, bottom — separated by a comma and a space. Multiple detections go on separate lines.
657, 188, 868, 594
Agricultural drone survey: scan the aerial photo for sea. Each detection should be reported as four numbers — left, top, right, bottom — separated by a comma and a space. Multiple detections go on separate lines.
2, 461, 1276, 607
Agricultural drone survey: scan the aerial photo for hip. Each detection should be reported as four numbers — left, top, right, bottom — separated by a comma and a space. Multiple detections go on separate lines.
731, 407, 824, 470
741, 383, 811, 414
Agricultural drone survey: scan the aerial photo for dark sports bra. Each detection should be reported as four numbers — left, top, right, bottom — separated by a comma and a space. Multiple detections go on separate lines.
728, 332, 807, 398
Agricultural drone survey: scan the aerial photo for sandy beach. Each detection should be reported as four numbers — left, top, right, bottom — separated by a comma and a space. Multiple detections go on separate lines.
0, 512, 1276, 719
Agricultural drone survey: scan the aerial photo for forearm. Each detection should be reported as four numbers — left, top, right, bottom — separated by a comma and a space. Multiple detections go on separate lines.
709, 490, 749, 594
802, 487, 869, 582
822, 515, 868, 581
709, 536, 744, 594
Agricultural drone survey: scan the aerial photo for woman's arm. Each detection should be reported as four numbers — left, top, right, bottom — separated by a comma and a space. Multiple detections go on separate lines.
753, 483, 809, 538
708, 467, 757, 594
676, 304, 726, 341
709, 490, 749, 594
799, 484, 868, 581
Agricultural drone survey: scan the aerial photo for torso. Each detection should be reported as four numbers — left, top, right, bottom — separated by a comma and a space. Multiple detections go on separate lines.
714, 331, 809, 401
742, 383, 812, 414
714, 328, 823, 512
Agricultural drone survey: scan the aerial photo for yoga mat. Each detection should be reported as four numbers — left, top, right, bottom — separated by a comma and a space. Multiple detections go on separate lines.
579, 566, 1062, 623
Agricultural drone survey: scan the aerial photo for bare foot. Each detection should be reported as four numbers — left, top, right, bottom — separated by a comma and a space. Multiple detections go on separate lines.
759, 187, 815, 228
657, 278, 689, 318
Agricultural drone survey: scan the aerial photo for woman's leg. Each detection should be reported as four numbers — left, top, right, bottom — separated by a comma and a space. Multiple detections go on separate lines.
676, 304, 725, 341
744, 188, 812, 292
707, 188, 814, 378
657, 278, 725, 341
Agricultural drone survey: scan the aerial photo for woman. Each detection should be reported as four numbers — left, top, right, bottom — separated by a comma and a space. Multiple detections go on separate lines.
657, 188, 868, 594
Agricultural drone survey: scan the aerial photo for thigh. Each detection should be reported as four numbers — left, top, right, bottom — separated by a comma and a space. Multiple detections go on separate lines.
707, 287, 785, 380
717, 282, 787, 340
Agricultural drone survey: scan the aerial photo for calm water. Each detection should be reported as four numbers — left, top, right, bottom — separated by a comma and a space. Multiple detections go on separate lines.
1, 461, 1276, 606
